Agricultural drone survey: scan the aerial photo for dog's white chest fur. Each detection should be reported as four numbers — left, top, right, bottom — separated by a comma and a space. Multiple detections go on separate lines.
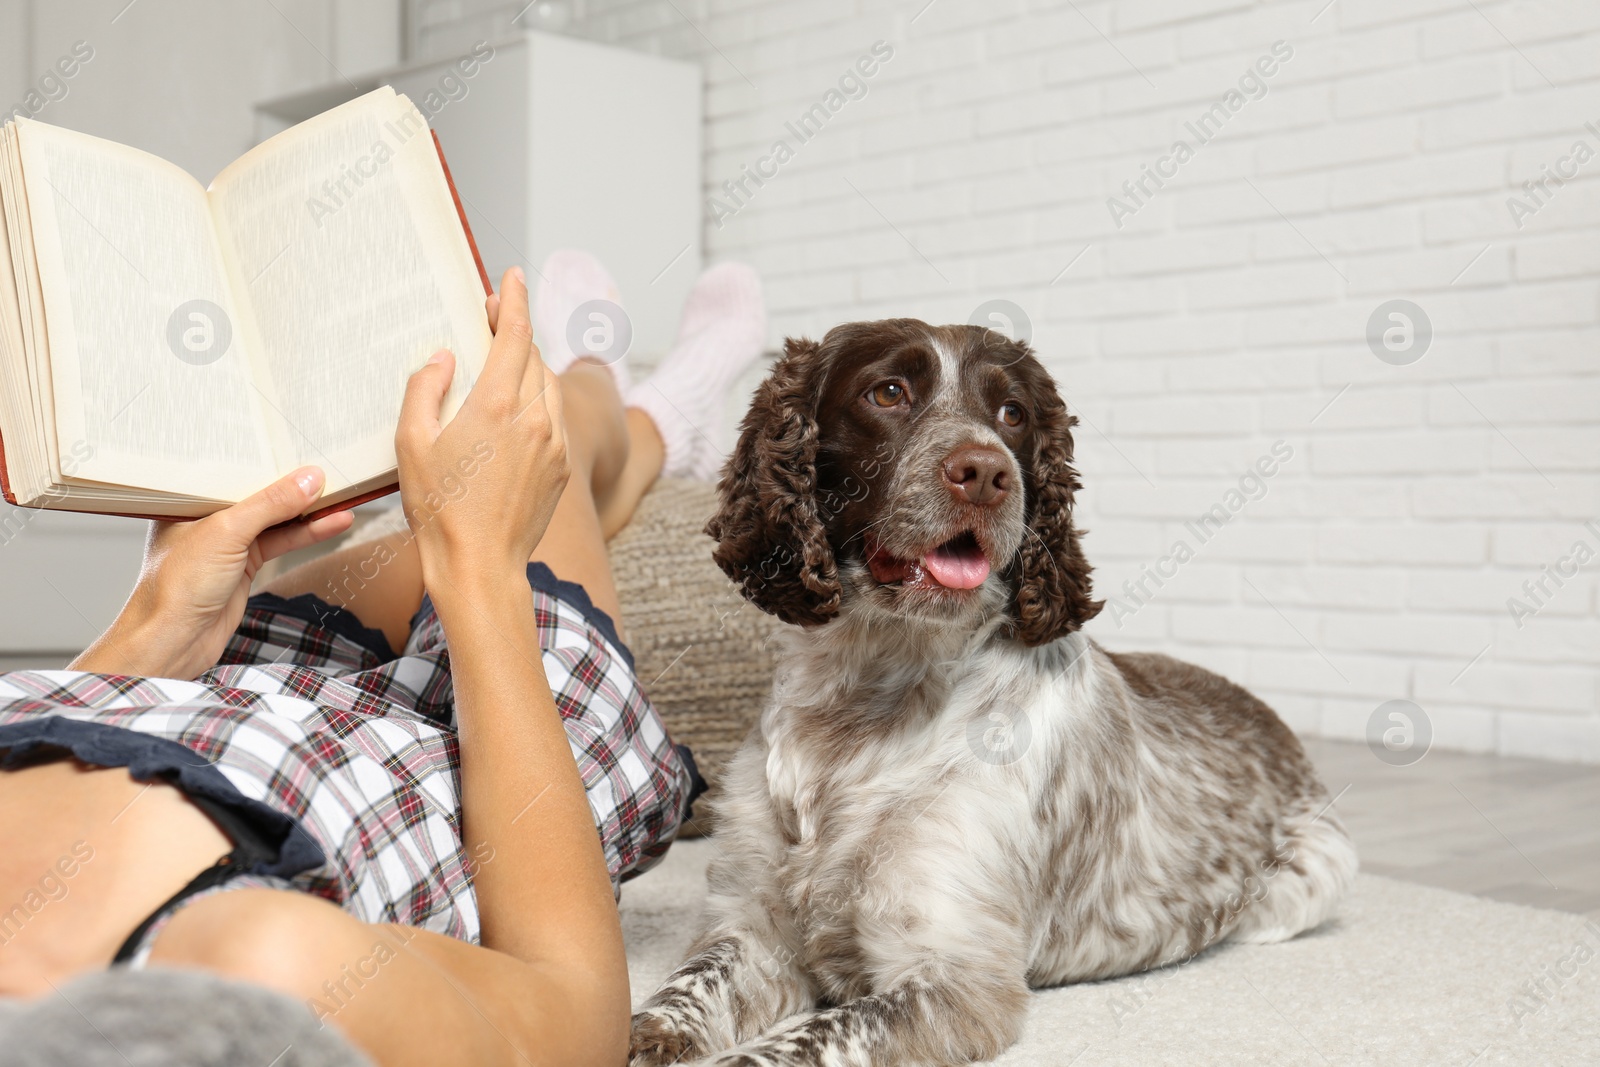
754, 621, 1073, 1000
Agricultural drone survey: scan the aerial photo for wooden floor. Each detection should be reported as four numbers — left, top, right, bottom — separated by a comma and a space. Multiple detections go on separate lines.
1303, 738, 1600, 921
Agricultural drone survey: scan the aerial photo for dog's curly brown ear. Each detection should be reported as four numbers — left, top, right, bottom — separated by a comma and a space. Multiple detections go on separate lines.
1010, 373, 1102, 646
706, 337, 841, 627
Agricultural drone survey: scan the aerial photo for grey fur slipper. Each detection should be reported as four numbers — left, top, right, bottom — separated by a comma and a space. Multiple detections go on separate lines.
0, 967, 370, 1067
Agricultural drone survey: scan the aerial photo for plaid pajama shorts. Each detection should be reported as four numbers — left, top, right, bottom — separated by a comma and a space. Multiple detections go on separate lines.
0, 563, 698, 963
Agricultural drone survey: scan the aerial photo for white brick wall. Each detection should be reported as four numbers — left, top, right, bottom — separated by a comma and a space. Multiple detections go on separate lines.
417, 0, 1600, 763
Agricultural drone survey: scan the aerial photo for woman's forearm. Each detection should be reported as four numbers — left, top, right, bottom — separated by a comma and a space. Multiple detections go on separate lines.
69, 599, 182, 678
428, 574, 628, 1001
70, 623, 153, 676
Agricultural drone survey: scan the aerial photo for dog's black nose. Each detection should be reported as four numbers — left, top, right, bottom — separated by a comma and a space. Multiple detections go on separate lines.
943, 446, 1010, 506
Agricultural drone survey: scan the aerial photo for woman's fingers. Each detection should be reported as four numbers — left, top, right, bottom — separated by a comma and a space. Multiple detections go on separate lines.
213, 466, 330, 547
516, 335, 554, 421
480, 266, 533, 394
486, 292, 501, 334
539, 366, 565, 441
398, 349, 456, 455
256, 509, 354, 564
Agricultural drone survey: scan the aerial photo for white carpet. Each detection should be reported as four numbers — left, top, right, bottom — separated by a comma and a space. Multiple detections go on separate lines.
622, 839, 1600, 1066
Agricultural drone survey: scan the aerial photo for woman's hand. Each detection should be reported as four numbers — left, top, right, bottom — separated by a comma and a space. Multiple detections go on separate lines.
395, 266, 568, 607
71, 469, 353, 680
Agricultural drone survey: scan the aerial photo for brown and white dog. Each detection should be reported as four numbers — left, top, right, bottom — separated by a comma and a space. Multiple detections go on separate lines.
630, 319, 1357, 1067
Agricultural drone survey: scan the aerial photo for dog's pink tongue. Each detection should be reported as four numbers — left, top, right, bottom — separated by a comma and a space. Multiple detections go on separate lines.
921, 543, 991, 590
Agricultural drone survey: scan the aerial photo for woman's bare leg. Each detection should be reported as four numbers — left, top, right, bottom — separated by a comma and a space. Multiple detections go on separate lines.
256, 530, 427, 656
527, 363, 664, 624
600, 409, 666, 540
259, 362, 662, 648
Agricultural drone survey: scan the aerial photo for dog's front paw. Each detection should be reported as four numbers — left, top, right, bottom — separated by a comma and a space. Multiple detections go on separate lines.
630, 1010, 707, 1067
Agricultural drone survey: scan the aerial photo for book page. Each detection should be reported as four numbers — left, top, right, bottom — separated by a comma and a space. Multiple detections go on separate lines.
1, 122, 57, 500
209, 90, 492, 496
16, 120, 276, 501
0, 162, 31, 501
0, 131, 39, 501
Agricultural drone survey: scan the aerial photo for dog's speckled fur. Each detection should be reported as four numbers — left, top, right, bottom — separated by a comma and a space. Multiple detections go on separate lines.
631, 320, 1357, 1067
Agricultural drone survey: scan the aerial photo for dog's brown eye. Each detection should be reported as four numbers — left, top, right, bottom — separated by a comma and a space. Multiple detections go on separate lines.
999, 401, 1025, 427
869, 382, 907, 407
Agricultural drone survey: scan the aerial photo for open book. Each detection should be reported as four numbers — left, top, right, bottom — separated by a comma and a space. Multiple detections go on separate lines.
0, 87, 492, 519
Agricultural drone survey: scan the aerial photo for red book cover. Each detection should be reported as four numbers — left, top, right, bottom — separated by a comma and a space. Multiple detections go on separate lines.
0, 130, 495, 525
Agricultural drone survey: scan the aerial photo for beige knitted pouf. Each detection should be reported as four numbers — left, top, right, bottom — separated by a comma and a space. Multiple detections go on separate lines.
608, 478, 782, 836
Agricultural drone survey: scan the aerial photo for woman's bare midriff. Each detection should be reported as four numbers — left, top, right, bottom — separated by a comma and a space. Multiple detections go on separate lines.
0, 757, 231, 998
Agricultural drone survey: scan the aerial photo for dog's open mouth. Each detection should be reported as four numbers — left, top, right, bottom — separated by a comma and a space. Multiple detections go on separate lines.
866, 531, 992, 592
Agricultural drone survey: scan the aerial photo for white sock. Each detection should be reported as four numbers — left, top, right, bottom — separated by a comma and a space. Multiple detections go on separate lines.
627, 263, 767, 481
532, 249, 632, 393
